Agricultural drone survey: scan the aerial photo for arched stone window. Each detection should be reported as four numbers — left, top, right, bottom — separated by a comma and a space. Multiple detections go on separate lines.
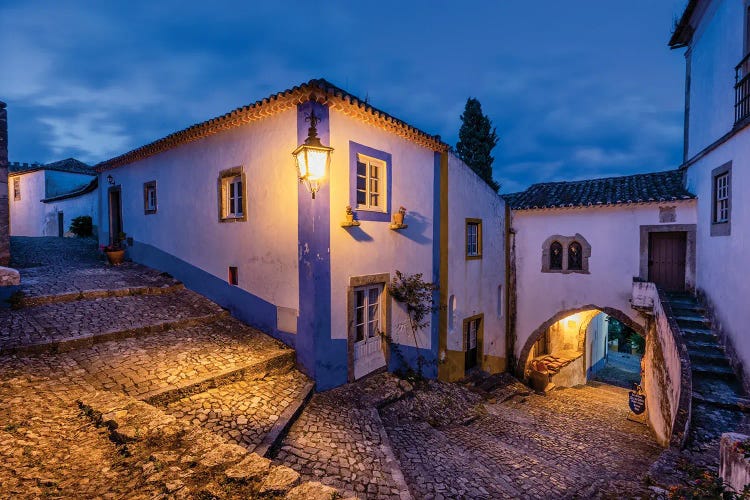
541, 234, 591, 274
568, 242, 582, 270
550, 241, 563, 270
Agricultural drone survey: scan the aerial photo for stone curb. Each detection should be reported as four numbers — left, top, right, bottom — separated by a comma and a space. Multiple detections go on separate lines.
0, 310, 228, 355
17, 283, 185, 308
255, 379, 315, 458
371, 407, 414, 500
144, 350, 296, 407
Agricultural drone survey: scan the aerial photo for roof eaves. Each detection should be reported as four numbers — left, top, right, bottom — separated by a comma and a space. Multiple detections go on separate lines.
41, 177, 98, 203
669, 0, 699, 48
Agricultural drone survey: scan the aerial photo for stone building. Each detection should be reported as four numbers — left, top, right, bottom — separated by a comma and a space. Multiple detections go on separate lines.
669, 0, 750, 391
94, 79, 507, 390
8, 158, 98, 237
0, 102, 10, 265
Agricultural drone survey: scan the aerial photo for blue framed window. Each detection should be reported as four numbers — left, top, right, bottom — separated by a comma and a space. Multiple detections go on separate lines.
349, 141, 392, 222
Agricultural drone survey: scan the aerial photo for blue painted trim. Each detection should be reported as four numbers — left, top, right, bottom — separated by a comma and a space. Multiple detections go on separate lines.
127, 240, 296, 347
587, 356, 607, 378
348, 141, 392, 222
297, 102, 347, 390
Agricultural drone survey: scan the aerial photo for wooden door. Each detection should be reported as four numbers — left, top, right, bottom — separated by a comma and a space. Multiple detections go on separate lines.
57, 212, 64, 237
464, 318, 480, 371
648, 232, 687, 291
108, 187, 122, 245
353, 285, 386, 380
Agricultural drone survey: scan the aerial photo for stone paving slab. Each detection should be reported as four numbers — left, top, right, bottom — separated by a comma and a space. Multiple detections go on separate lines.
65, 317, 293, 401
10, 236, 180, 300
0, 288, 226, 352
166, 370, 312, 453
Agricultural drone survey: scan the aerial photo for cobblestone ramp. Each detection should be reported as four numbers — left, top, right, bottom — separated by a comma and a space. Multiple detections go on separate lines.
382, 383, 661, 499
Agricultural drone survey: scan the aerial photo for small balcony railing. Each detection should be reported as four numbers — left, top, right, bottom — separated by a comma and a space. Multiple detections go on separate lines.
735, 52, 750, 125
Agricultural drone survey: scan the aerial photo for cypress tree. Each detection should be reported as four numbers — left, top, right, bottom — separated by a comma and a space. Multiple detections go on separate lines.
456, 98, 500, 192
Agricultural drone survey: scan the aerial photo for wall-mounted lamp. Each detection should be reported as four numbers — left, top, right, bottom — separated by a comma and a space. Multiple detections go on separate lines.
292, 109, 333, 199
107, 174, 114, 185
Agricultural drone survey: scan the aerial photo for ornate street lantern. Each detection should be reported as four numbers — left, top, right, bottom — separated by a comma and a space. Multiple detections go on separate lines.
292, 109, 333, 199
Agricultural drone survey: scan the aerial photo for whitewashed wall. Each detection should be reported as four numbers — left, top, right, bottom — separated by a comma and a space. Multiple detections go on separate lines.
446, 153, 506, 365
328, 110, 435, 350
98, 108, 300, 314
512, 202, 697, 363
43, 189, 98, 236
685, 0, 744, 158
685, 126, 750, 377
9, 171, 45, 236
586, 312, 609, 375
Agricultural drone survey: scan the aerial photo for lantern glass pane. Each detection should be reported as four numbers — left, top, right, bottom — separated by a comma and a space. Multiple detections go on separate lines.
306, 149, 328, 181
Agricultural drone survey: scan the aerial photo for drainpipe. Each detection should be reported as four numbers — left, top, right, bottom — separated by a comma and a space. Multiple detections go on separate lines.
505, 203, 517, 375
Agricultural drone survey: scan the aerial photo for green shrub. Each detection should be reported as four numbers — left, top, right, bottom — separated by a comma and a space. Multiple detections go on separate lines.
69, 216, 93, 237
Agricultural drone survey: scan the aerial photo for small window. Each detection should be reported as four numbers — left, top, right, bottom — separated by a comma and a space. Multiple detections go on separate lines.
354, 284, 383, 342
12, 178, 20, 201
356, 154, 386, 211
143, 181, 157, 214
448, 295, 456, 331
550, 241, 563, 270
497, 285, 503, 318
568, 242, 583, 270
466, 219, 483, 259
218, 167, 246, 222
228, 266, 238, 286
714, 173, 729, 223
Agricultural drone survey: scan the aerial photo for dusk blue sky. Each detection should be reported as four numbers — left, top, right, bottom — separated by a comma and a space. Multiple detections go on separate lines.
1, 0, 688, 193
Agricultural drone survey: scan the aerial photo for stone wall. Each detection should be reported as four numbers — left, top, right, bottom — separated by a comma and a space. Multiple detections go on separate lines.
639, 282, 692, 447
0, 101, 10, 265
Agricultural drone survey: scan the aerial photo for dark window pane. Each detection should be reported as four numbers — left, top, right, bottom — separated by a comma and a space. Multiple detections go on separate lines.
550, 241, 563, 270
357, 161, 366, 176
568, 242, 583, 270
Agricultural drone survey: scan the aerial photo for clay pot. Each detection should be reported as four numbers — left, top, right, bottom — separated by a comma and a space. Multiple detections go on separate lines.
393, 212, 405, 226
105, 249, 125, 265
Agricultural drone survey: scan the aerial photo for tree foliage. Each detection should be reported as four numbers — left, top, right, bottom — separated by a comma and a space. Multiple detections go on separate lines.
69, 215, 93, 238
456, 98, 500, 192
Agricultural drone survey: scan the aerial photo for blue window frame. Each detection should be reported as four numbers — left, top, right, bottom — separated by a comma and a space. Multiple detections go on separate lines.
349, 141, 392, 222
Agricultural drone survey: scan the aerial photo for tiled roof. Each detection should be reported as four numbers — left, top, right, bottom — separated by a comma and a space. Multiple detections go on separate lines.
97, 78, 449, 171
503, 170, 696, 210
669, 0, 699, 48
9, 158, 94, 175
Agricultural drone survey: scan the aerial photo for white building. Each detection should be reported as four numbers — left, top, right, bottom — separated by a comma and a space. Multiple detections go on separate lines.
504, 171, 697, 384
9, 158, 98, 237
95, 79, 507, 389
670, 0, 750, 387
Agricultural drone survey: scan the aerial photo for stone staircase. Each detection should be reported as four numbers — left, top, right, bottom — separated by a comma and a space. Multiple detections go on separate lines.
2, 237, 328, 497
663, 291, 750, 470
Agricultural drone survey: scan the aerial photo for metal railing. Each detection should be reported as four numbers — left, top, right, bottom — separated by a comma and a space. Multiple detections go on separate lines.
735, 52, 750, 125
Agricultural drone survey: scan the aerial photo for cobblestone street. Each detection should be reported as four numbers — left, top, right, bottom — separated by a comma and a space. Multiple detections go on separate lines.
2, 238, 670, 498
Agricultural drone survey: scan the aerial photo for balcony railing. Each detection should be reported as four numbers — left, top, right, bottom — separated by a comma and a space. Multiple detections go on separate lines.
735, 52, 750, 125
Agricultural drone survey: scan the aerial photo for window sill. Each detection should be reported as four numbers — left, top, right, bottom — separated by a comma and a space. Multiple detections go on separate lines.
710, 221, 730, 237
466, 255, 483, 261
541, 269, 590, 275
219, 216, 246, 223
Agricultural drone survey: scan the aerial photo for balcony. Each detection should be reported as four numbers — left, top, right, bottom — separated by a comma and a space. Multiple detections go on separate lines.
735, 53, 750, 125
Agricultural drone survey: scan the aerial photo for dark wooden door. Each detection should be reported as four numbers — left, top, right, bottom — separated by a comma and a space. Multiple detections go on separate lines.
108, 187, 122, 245
464, 318, 479, 371
57, 212, 64, 237
649, 232, 687, 291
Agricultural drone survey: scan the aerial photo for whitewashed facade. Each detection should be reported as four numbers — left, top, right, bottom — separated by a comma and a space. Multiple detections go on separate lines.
95, 80, 507, 390
9, 161, 97, 237
671, 0, 750, 385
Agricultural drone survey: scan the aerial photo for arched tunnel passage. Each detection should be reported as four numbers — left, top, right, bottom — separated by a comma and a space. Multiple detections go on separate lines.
517, 305, 647, 392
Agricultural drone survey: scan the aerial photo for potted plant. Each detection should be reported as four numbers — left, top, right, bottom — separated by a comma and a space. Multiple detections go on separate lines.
393, 206, 406, 226
103, 232, 127, 265
345, 205, 355, 224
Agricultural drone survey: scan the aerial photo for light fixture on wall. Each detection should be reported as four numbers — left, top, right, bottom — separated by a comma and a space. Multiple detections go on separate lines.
107, 174, 114, 185
292, 109, 333, 199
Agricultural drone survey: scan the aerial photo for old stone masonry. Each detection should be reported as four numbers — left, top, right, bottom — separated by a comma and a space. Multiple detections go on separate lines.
1, 237, 673, 499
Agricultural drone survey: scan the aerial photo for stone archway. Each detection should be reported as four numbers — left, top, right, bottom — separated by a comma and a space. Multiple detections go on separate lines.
516, 304, 646, 378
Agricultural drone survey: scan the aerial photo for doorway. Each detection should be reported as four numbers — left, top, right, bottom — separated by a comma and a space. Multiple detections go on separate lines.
463, 316, 481, 372
352, 284, 387, 380
648, 231, 687, 291
108, 186, 123, 245
57, 211, 64, 237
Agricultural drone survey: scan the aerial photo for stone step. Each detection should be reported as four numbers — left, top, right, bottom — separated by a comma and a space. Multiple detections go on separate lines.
0, 288, 229, 355
691, 361, 735, 379
687, 347, 728, 363
692, 391, 750, 412
675, 316, 712, 330
670, 305, 707, 317
17, 282, 185, 308
66, 317, 297, 404
692, 375, 745, 402
680, 328, 718, 344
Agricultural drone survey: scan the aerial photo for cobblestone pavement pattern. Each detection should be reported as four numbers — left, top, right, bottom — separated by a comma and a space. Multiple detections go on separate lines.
10, 236, 179, 299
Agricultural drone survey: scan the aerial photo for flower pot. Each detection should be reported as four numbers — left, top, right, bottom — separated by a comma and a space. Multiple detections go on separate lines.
393, 212, 405, 226
346, 214, 354, 224
105, 249, 125, 265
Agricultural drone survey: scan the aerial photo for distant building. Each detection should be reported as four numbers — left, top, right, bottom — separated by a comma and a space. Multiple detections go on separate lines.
9, 158, 98, 237
670, 0, 750, 389
94, 79, 507, 390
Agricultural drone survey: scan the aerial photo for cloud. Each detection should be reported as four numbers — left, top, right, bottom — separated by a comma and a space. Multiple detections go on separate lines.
38, 112, 130, 161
